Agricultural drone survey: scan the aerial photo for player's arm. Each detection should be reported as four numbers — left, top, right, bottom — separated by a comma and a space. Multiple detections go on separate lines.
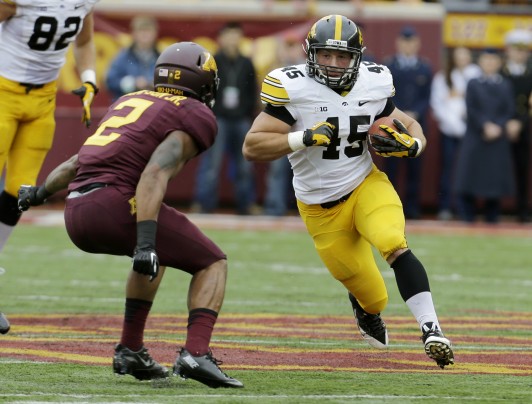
18, 155, 79, 211
72, 11, 98, 127
243, 111, 335, 162
136, 130, 198, 222
371, 108, 426, 158
0, 2, 16, 22
132, 130, 198, 281
388, 108, 426, 151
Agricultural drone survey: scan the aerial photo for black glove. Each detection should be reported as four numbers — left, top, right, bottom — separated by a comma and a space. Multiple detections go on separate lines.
303, 121, 335, 147
132, 220, 159, 281
18, 185, 52, 212
370, 119, 420, 158
72, 82, 99, 128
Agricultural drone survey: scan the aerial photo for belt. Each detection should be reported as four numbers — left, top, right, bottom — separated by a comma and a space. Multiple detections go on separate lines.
67, 183, 107, 199
320, 191, 353, 209
19, 82, 45, 94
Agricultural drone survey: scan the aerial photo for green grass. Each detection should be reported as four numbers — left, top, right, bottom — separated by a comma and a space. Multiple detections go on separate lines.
0, 221, 531, 403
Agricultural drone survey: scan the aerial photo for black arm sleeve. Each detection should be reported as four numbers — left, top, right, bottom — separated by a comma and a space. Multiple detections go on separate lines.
263, 104, 297, 126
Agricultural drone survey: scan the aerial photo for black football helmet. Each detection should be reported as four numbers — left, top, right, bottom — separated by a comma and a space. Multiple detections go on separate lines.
304, 15, 365, 90
154, 42, 219, 108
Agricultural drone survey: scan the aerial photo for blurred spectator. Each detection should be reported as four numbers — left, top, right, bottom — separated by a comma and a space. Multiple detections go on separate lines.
192, 22, 258, 215
501, 29, 532, 223
382, 26, 432, 219
454, 48, 515, 224
430, 47, 481, 221
106, 16, 160, 102
263, 34, 305, 216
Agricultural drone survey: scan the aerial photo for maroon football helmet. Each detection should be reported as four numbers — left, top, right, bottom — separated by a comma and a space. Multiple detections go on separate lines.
154, 42, 219, 108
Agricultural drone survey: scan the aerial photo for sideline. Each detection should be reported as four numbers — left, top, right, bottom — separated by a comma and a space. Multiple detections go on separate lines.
19, 208, 532, 236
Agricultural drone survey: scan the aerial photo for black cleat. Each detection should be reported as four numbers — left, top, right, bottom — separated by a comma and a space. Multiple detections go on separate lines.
0, 312, 10, 334
349, 293, 388, 349
113, 344, 169, 380
421, 322, 454, 369
173, 348, 244, 388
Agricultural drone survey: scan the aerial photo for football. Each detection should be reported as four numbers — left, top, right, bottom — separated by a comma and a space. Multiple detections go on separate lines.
368, 116, 397, 138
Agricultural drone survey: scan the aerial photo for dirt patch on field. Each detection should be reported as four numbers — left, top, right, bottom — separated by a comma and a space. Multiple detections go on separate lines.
1, 313, 531, 376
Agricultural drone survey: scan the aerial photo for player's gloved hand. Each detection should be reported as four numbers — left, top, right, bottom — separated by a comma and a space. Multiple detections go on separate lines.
72, 82, 99, 128
303, 121, 335, 147
18, 185, 52, 212
132, 220, 159, 281
370, 119, 421, 158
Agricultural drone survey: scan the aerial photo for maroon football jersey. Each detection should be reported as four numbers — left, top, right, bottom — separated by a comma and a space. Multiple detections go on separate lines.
69, 91, 217, 192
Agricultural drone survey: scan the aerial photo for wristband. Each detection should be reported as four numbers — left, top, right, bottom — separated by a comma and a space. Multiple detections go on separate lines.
287, 131, 306, 151
136, 220, 157, 249
414, 138, 423, 157
80, 69, 97, 85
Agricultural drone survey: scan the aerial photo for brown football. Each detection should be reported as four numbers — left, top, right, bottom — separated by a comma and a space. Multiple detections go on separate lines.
368, 116, 397, 138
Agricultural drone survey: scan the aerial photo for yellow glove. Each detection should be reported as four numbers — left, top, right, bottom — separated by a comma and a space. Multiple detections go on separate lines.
287, 122, 335, 151
303, 121, 335, 147
72, 82, 99, 128
370, 119, 421, 158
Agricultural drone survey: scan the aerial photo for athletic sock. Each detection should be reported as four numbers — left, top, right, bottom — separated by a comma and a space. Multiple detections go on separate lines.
185, 308, 218, 356
391, 250, 440, 331
120, 298, 152, 351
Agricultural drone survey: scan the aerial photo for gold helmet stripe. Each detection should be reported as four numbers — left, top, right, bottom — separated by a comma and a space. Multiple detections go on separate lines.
334, 15, 342, 41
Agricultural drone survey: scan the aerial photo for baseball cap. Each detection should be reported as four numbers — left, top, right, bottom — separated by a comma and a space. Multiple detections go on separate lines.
400, 26, 417, 39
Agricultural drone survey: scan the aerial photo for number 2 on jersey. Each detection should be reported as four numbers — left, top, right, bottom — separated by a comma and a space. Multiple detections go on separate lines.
84, 98, 154, 146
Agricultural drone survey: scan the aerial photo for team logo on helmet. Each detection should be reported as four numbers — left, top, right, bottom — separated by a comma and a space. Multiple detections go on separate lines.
202, 52, 217, 72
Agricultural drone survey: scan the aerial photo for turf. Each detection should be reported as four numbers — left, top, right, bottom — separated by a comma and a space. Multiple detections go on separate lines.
0, 221, 531, 403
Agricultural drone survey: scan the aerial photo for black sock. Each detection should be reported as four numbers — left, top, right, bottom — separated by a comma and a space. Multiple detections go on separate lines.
391, 250, 430, 302
120, 298, 152, 351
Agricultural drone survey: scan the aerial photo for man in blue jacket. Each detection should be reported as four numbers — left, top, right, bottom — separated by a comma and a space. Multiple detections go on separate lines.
106, 16, 160, 102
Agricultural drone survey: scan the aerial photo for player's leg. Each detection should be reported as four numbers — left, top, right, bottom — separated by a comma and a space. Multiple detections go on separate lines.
155, 205, 243, 388
113, 267, 170, 380
358, 167, 454, 368
64, 189, 170, 380
297, 197, 389, 348
0, 81, 25, 252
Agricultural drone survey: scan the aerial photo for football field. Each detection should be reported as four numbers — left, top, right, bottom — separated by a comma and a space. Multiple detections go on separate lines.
0, 211, 531, 403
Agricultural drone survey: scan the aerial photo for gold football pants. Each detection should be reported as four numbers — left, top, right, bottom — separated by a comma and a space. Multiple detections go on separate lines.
297, 165, 408, 314
0, 76, 57, 197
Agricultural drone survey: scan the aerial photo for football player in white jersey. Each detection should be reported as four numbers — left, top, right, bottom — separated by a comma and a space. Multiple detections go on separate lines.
0, 0, 99, 334
243, 15, 454, 368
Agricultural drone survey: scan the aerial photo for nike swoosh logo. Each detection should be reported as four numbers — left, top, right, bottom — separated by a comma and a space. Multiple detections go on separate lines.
138, 356, 153, 367
399, 133, 411, 145
358, 101, 370, 106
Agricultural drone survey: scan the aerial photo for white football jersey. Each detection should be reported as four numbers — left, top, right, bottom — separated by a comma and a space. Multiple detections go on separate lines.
261, 62, 395, 205
0, 0, 98, 84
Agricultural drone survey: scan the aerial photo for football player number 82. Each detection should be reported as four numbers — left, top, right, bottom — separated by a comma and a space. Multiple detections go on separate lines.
28, 16, 82, 51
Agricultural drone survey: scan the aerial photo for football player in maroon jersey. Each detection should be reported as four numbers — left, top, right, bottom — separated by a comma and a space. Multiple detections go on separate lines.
18, 42, 243, 388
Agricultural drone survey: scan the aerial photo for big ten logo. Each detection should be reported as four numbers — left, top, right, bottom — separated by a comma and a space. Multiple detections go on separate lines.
57, 31, 280, 93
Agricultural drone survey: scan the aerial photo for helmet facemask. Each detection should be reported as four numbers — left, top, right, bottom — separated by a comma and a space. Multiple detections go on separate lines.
306, 43, 363, 90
